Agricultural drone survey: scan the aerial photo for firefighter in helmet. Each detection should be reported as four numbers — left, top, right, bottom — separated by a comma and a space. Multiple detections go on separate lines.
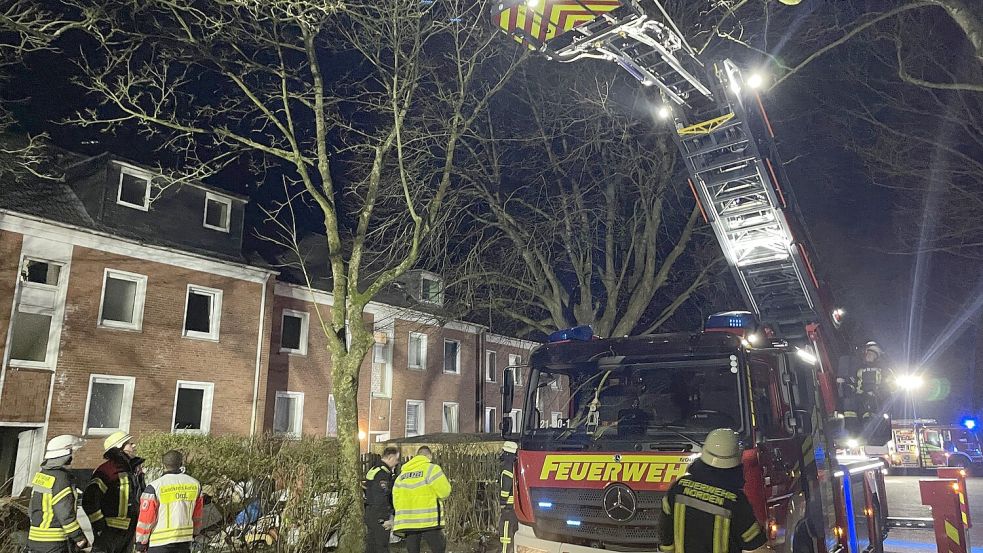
658, 429, 768, 553
497, 441, 519, 553
83, 431, 143, 553
27, 435, 87, 553
856, 341, 885, 397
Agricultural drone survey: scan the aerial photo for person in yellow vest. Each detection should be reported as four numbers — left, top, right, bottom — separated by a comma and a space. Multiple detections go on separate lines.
497, 441, 518, 553
83, 431, 143, 553
135, 450, 204, 553
26, 435, 87, 553
392, 446, 452, 553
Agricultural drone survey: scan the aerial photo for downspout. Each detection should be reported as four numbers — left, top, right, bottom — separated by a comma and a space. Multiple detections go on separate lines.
250, 274, 270, 436
476, 330, 486, 432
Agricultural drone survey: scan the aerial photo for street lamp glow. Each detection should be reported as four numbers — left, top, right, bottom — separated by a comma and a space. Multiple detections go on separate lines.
895, 374, 924, 391
657, 105, 671, 120
747, 72, 766, 90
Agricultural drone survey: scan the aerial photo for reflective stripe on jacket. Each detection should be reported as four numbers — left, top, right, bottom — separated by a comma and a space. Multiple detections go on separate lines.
135, 472, 203, 547
499, 451, 516, 507
28, 467, 85, 543
83, 456, 141, 530
392, 455, 452, 533
364, 463, 395, 519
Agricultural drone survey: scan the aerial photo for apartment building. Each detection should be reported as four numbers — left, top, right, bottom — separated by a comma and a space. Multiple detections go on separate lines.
0, 150, 536, 495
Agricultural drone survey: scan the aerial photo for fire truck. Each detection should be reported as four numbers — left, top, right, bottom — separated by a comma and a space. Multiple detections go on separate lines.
887, 419, 983, 472
490, 1, 894, 552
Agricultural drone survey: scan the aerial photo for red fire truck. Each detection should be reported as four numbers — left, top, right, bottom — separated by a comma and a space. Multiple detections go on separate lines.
490, 1, 894, 552
888, 419, 983, 472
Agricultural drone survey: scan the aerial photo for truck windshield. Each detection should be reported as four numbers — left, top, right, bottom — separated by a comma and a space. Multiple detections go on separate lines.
522, 357, 746, 448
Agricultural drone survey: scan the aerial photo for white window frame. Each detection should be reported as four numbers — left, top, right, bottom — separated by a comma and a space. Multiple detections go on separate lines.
171, 380, 214, 434
484, 407, 497, 433
327, 394, 338, 437
485, 350, 497, 383
182, 284, 223, 341
278, 309, 309, 355
116, 166, 151, 211
408, 332, 428, 370
82, 374, 135, 436
510, 409, 523, 432
405, 399, 426, 437
551, 412, 564, 427
97, 269, 148, 331
509, 354, 523, 386
273, 391, 304, 439
371, 335, 393, 398
442, 402, 460, 433
443, 339, 461, 375
420, 274, 443, 305
202, 192, 233, 232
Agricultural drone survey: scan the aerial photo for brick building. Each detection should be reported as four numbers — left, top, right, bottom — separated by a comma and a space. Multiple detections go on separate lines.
0, 152, 536, 496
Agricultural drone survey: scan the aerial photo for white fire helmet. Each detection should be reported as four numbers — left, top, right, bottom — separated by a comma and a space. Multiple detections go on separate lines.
45, 435, 84, 460
701, 429, 742, 469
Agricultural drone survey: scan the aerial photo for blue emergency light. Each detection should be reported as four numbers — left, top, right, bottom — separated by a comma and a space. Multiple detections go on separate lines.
962, 417, 978, 430
548, 325, 594, 343
705, 311, 758, 330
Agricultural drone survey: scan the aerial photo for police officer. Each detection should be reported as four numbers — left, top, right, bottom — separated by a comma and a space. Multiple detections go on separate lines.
364, 446, 399, 553
392, 446, 452, 553
27, 435, 88, 553
496, 441, 518, 553
658, 429, 769, 553
83, 431, 143, 553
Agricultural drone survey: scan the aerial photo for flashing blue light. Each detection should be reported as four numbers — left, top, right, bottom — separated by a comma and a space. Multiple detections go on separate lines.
962, 417, 978, 430
566, 520, 582, 527
705, 311, 758, 331
548, 325, 594, 343
537, 501, 553, 509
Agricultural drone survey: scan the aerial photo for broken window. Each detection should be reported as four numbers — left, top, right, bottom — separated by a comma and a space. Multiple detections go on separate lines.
173, 381, 213, 433
279, 310, 308, 354
184, 286, 222, 340
20, 260, 60, 286
203, 193, 231, 232
118, 171, 150, 209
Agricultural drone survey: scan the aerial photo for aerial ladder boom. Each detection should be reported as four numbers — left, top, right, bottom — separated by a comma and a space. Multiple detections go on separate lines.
492, 0, 826, 342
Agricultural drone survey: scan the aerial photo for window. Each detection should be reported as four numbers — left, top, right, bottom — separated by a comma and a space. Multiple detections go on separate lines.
509, 354, 523, 386
406, 400, 425, 437
172, 381, 214, 434
442, 402, 460, 433
485, 350, 497, 382
420, 274, 442, 305
203, 192, 232, 232
183, 285, 222, 341
98, 270, 147, 331
484, 407, 497, 433
279, 309, 309, 355
510, 409, 523, 431
117, 168, 151, 210
408, 332, 427, 370
8, 311, 53, 363
83, 375, 135, 435
327, 394, 337, 437
20, 259, 60, 286
443, 340, 460, 374
273, 391, 304, 439
371, 336, 393, 397
551, 412, 564, 428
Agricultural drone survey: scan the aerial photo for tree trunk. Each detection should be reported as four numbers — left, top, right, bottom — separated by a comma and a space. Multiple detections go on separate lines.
330, 337, 371, 553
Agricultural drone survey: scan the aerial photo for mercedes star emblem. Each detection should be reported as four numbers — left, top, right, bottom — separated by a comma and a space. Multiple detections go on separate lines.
602, 483, 637, 522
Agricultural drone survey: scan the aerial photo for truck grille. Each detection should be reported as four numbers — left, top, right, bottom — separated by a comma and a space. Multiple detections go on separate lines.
529, 487, 666, 549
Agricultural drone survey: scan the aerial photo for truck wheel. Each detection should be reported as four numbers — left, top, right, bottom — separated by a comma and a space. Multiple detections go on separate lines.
949, 455, 973, 475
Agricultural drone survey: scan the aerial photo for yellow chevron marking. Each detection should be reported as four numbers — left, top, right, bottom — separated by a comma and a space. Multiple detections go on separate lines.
945, 521, 961, 545
678, 113, 736, 136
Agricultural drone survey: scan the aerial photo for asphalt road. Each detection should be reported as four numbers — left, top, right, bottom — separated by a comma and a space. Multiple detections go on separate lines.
884, 476, 983, 553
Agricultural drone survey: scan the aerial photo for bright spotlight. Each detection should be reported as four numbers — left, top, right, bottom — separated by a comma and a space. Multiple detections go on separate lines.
657, 105, 671, 120
796, 348, 817, 365
358, 430, 367, 440
962, 417, 978, 430
895, 374, 924, 391
846, 438, 859, 449
747, 73, 765, 90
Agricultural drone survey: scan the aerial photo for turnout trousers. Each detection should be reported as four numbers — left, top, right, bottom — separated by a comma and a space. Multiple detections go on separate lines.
402, 529, 445, 553
497, 509, 518, 553
92, 527, 134, 553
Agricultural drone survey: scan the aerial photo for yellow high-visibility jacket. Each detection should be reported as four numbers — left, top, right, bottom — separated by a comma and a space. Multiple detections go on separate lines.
392, 455, 452, 533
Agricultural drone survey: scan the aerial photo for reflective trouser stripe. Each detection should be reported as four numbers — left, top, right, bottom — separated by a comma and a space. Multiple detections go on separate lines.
500, 520, 510, 553
674, 502, 687, 553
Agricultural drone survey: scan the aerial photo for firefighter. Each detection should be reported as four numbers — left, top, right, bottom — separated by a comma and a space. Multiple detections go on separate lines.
856, 341, 885, 397
83, 431, 143, 553
392, 446, 452, 553
496, 441, 518, 553
364, 446, 400, 553
27, 435, 87, 553
135, 450, 203, 553
658, 429, 769, 553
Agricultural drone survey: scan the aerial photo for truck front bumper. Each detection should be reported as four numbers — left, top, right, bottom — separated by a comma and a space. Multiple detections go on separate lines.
513, 522, 663, 553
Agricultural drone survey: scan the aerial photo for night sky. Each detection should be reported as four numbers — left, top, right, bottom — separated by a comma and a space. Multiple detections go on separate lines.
5, 2, 978, 423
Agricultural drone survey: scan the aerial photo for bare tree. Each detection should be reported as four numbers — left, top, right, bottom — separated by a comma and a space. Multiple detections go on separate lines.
450, 65, 719, 338
38, 0, 520, 549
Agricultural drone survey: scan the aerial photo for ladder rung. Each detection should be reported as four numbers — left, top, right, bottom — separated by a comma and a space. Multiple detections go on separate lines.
685, 135, 750, 158
703, 165, 760, 188
720, 202, 772, 219
695, 153, 758, 174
